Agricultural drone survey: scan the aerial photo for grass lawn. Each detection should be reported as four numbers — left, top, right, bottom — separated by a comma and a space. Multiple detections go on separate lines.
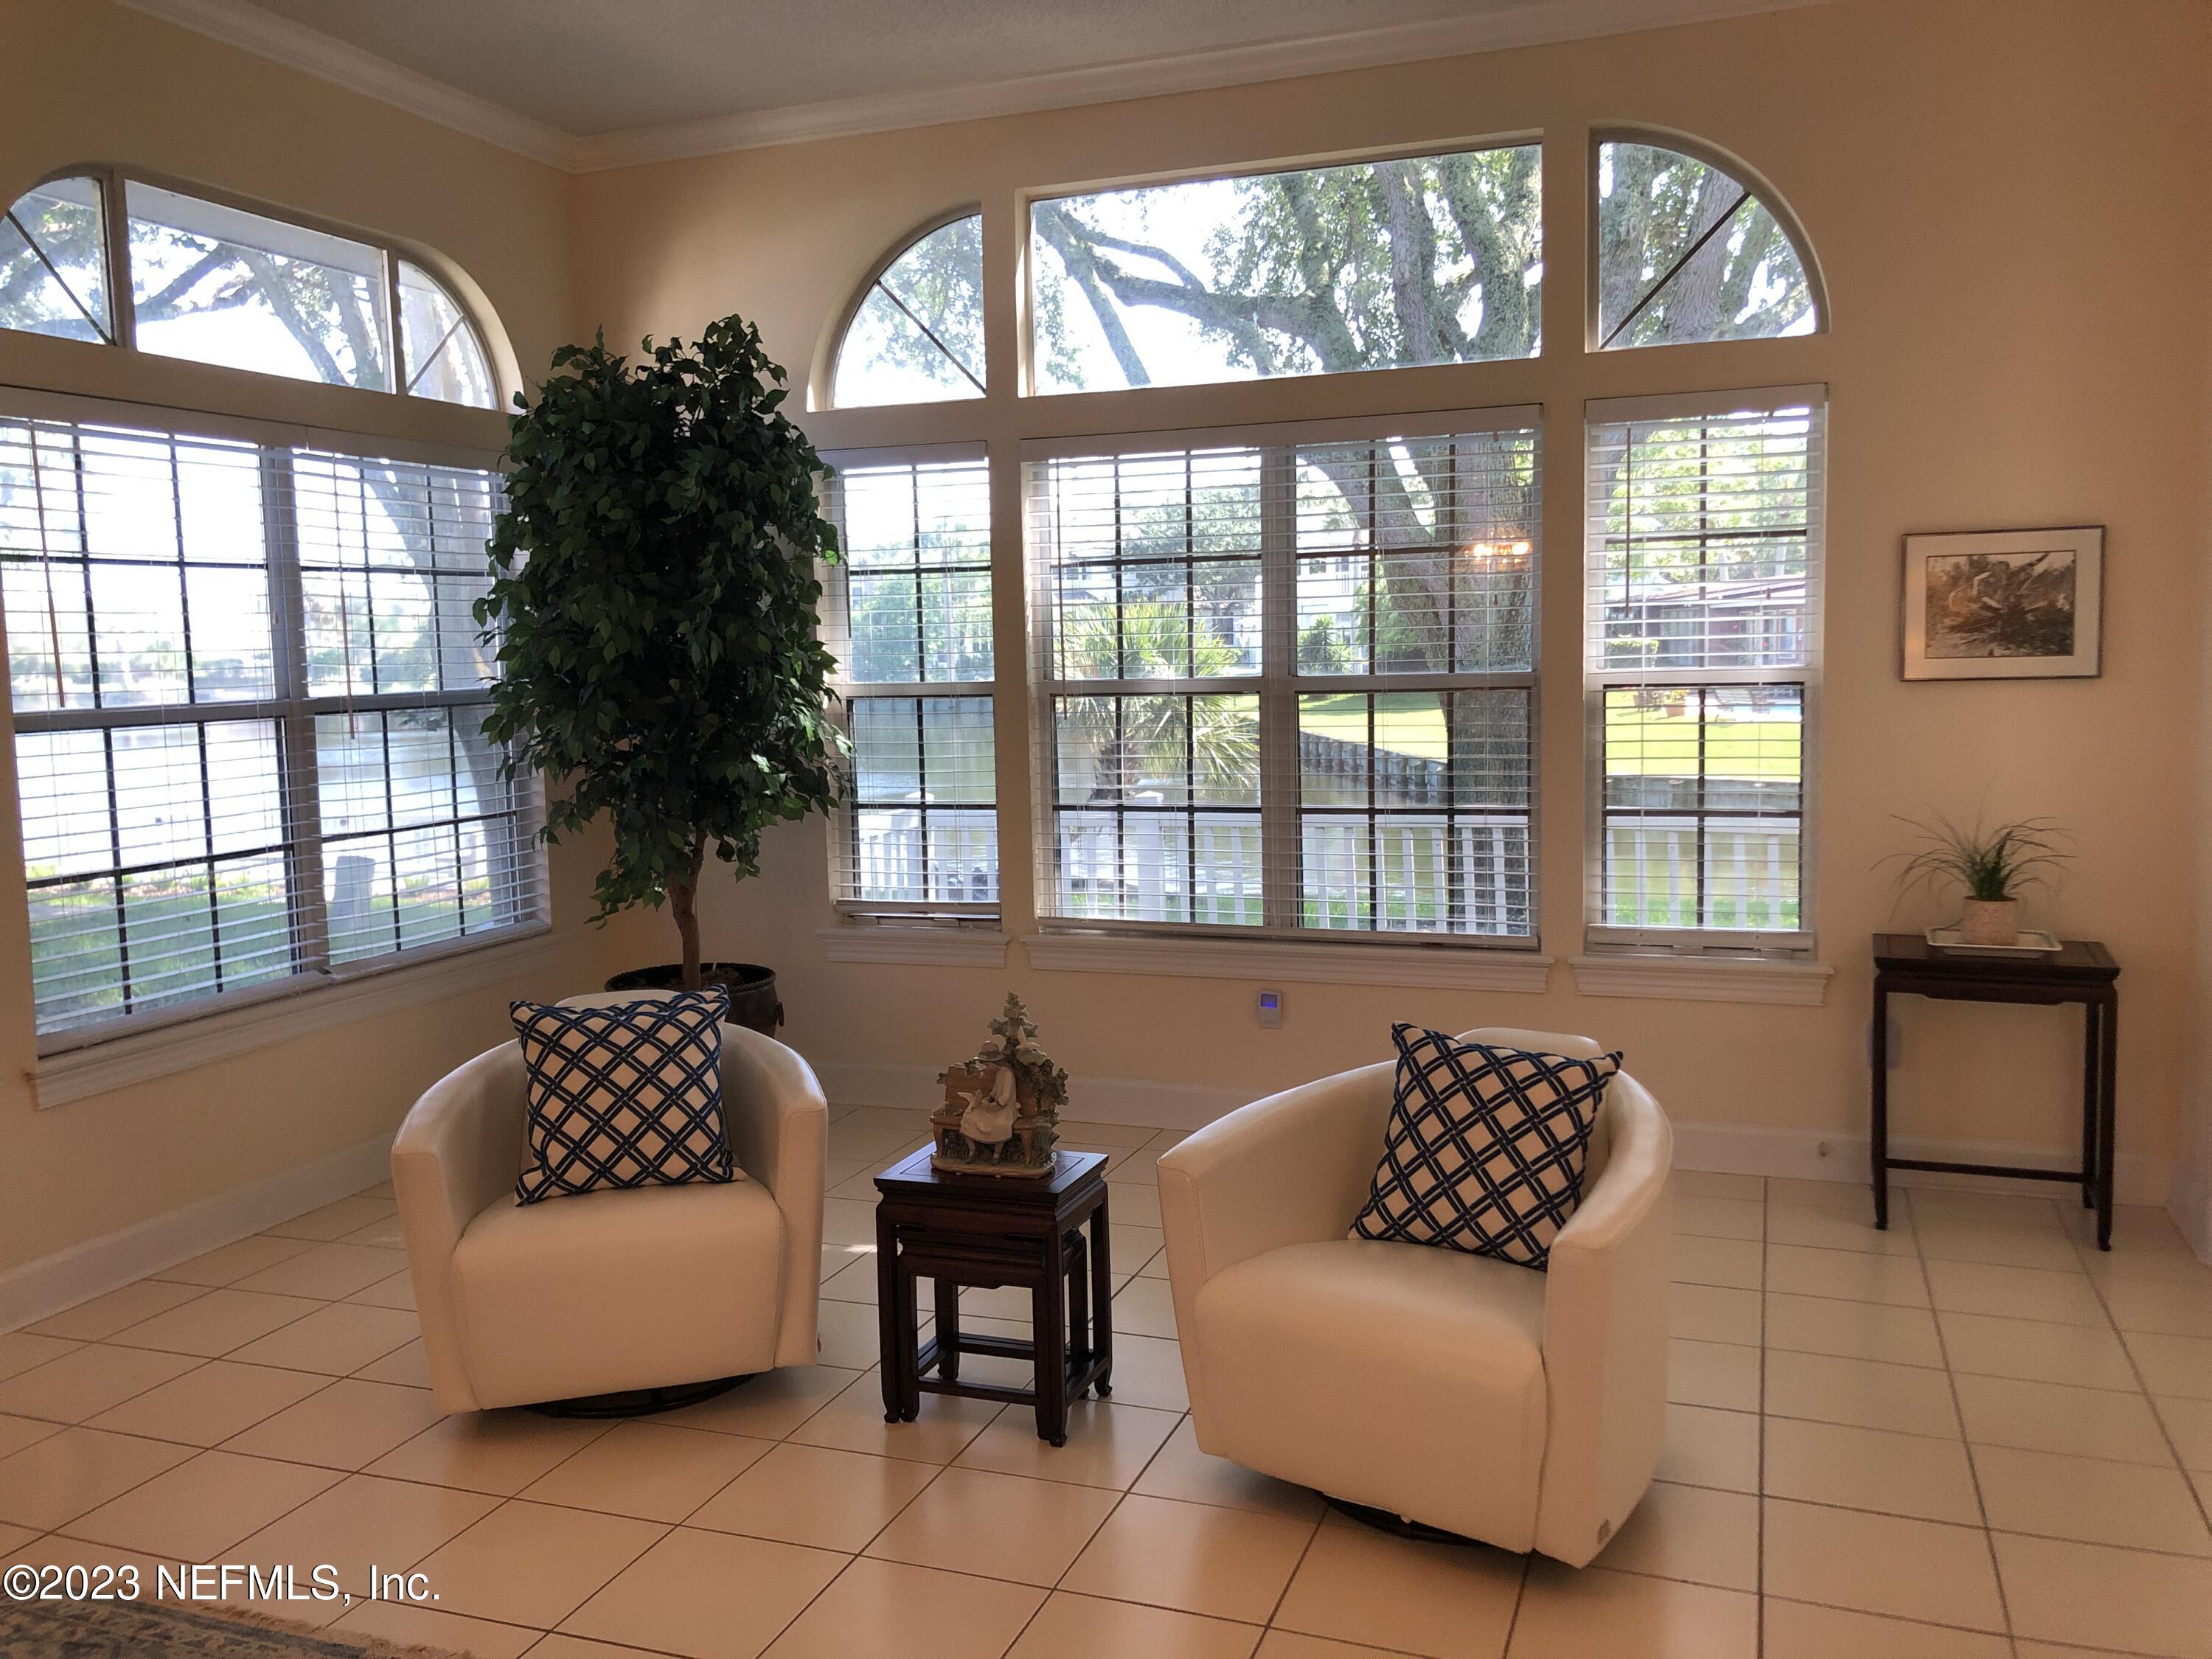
1298, 693, 1450, 759
1603, 703, 1801, 779
1301, 693, 1801, 781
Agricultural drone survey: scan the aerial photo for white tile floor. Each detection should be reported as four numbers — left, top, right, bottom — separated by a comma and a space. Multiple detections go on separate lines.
3, 1107, 2210, 1658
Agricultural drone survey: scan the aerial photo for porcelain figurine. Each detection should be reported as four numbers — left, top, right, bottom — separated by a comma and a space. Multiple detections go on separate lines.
931, 995, 1068, 1176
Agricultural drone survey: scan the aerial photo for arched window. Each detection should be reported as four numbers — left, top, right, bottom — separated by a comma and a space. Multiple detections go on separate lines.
1593, 138, 1820, 349
0, 171, 503, 408
398, 259, 498, 408
832, 213, 984, 408
0, 176, 111, 344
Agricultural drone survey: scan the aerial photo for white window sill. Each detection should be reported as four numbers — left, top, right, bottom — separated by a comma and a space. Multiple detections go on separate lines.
1023, 931, 1553, 992
32, 927, 563, 1109
1570, 950, 1833, 1006
818, 925, 1010, 967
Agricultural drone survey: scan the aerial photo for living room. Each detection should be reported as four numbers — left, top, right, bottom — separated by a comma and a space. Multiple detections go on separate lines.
0, 1, 2208, 1655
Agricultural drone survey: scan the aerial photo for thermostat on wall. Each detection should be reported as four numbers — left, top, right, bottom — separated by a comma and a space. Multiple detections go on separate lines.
1256, 989, 1284, 1028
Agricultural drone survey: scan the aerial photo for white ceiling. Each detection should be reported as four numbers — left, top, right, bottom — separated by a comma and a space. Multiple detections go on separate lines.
230, 0, 1523, 136
124, 0, 1834, 170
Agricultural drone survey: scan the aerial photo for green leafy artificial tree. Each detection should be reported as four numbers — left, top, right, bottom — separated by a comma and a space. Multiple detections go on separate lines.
476, 317, 844, 990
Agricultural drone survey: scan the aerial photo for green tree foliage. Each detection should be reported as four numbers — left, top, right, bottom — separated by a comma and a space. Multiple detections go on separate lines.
1031, 147, 1541, 387
842, 215, 985, 398
1596, 143, 1812, 348
1057, 599, 1257, 801
476, 320, 845, 986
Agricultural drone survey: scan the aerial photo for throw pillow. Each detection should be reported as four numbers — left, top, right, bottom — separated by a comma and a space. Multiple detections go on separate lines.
1349, 1025, 1621, 1269
512, 987, 738, 1204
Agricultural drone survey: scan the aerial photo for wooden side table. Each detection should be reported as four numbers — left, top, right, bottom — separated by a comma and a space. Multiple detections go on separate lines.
873, 1147, 1113, 1446
1871, 933, 2120, 1248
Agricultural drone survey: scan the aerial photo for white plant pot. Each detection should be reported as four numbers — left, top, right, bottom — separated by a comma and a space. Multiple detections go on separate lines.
1958, 899, 2020, 947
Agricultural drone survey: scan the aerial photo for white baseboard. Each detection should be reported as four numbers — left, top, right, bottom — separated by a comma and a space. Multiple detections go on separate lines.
809, 1059, 1254, 1133
812, 1052, 2174, 1204
0, 1134, 393, 1333
2168, 1150, 2211, 1262
1672, 1119, 2174, 1208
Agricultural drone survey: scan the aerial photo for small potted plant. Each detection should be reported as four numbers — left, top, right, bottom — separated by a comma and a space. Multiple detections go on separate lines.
1888, 812, 2070, 947
476, 318, 845, 1031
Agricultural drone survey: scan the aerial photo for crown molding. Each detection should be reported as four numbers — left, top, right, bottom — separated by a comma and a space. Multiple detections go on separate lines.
116, 0, 584, 168
572, 0, 1832, 171
119, 0, 1834, 175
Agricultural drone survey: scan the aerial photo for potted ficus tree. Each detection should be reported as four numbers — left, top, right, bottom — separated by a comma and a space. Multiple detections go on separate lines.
1889, 812, 2070, 947
476, 317, 844, 1032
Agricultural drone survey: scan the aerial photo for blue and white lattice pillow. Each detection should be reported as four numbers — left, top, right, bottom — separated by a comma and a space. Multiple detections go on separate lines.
512, 987, 737, 1204
1350, 1025, 1621, 1269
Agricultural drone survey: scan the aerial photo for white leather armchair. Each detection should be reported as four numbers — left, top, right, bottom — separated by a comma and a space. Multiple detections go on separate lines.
1157, 1027, 1672, 1566
392, 1004, 827, 1413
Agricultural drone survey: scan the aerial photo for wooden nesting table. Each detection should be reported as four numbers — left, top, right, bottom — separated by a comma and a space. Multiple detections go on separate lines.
873, 1147, 1113, 1446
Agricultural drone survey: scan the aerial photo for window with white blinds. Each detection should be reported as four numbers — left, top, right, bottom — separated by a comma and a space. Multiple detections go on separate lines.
821, 452, 997, 918
1583, 388, 1824, 950
0, 410, 543, 1044
1027, 414, 1540, 940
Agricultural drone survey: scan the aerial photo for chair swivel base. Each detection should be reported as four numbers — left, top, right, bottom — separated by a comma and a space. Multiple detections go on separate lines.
1324, 1495, 1481, 1547
526, 1373, 755, 1419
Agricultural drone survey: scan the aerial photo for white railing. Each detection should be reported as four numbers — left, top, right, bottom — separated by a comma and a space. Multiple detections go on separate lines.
1301, 814, 1529, 934
1602, 815, 1799, 931
1044, 807, 1528, 934
852, 808, 998, 905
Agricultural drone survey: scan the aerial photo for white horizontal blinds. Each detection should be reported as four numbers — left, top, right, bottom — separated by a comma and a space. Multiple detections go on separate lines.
1293, 430, 1537, 937
0, 411, 536, 1042
2, 421, 298, 1035
1585, 392, 1823, 947
291, 454, 526, 963
824, 456, 996, 916
1028, 417, 1540, 939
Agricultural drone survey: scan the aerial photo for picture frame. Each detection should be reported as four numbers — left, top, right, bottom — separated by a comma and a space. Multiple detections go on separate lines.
1900, 526, 2104, 681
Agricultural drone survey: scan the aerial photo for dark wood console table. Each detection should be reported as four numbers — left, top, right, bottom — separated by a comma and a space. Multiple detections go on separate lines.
873, 1147, 1112, 1445
1871, 933, 2118, 1248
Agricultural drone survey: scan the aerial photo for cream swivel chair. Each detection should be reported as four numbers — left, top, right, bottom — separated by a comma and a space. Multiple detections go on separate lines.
1156, 1027, 1672, 1566
392, 1000, 827, 1413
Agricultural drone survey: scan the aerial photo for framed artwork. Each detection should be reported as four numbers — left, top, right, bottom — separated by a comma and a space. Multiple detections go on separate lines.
1900, 526, 2104, 681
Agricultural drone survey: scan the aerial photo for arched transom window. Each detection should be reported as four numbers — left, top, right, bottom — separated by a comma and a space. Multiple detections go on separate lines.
832, 212, 984, 408
1, 170, 501, 409
1593, 138, 1820, 349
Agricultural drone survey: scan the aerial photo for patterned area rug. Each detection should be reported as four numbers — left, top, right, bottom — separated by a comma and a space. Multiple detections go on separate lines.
0, 1597, 468, 1657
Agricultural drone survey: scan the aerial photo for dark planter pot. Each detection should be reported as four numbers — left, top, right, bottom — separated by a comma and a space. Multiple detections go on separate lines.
603, 961, 783, 1035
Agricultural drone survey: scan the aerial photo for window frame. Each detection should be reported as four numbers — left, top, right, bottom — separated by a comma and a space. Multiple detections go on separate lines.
5, 164, 504, 408
818, 441, 1001, 925
1024, 403, 1544, 951
0, 386, 548, 1056
1580, 384, 1826, 959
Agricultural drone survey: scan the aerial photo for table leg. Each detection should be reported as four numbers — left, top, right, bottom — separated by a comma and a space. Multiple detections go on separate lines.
1065, 1230, 1089, 1388
2081, 1000, 2101, 1210
876, 1210, 905, 1423
1033, 1233, 1069, 1445
2096, 994, 2118, 1251
1871, 982, 1891, 1230
1091, 1197, 1113, 1398
933, 1276, 961, 1383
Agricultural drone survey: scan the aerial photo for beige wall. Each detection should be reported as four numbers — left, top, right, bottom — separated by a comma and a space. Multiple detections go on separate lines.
575, 0, 2212, 1182
2185, 91, 2212, 1257
0, 1, 599, 1278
